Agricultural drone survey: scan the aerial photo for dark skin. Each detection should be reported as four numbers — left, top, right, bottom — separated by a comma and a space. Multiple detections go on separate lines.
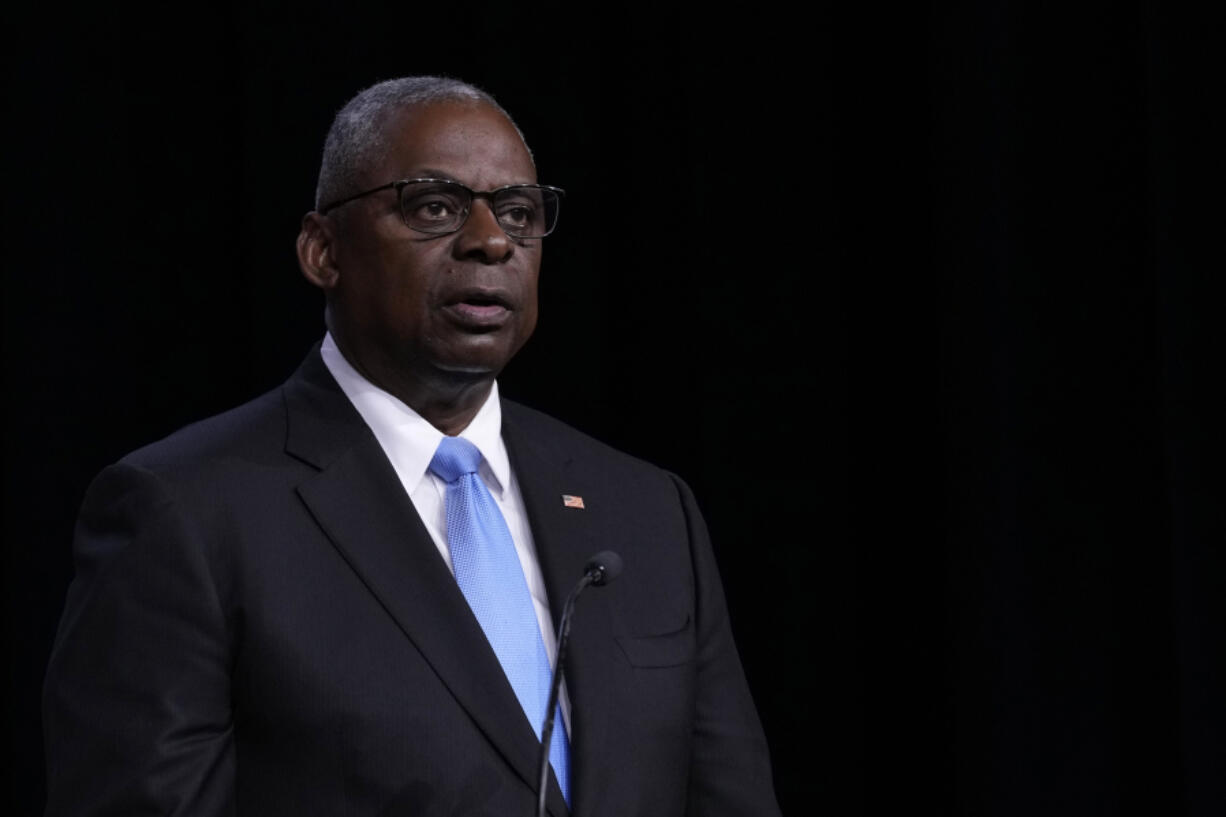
297, 99, 542, 435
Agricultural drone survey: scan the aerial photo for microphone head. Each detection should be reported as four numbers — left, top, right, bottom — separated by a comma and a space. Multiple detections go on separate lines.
584, 550, 624, 586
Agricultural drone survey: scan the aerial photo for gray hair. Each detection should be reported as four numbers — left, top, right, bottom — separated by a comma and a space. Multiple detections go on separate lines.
313, 76, 530, 210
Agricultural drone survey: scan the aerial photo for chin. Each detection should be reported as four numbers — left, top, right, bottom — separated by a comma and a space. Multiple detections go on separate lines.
426, 352, 506, 380
426, 336, 522, 379
433, 361, 500, 377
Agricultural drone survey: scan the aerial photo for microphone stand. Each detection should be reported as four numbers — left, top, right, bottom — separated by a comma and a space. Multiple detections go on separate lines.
536, 553, 621, 817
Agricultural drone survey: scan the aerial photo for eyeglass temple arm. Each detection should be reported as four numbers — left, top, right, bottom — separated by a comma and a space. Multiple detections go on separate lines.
317, 182, 400, 215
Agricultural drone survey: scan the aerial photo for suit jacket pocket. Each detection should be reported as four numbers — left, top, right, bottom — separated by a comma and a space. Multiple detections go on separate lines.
615, 616, 694, 667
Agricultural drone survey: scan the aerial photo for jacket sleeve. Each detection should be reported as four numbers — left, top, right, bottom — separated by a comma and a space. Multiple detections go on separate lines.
43, 462, 236, 817
671, 474, 782, 817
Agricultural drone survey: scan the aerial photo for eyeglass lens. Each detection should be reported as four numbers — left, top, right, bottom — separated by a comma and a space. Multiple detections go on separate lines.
399, 181, 560, 238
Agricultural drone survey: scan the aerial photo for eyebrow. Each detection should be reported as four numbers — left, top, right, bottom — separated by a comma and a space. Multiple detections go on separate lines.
409, 168, 463, 183
401, 169, 537, 189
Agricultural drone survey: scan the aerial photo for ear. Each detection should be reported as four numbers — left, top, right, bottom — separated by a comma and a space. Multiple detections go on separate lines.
297, 211, 340, 290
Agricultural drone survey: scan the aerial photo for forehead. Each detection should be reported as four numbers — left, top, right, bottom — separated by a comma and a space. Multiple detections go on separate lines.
375, 99, 537, 188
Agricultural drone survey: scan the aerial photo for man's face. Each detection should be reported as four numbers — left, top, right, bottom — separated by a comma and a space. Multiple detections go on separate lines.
324, 99, 541, 391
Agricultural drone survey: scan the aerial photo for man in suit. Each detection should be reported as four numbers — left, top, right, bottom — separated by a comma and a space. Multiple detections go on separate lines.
43, 76, 780, 816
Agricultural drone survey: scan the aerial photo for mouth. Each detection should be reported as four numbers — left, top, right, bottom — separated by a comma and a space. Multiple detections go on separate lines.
442, 289, 514, 329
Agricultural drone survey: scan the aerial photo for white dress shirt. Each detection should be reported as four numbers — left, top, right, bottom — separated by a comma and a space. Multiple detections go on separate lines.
320, 333, 570, 730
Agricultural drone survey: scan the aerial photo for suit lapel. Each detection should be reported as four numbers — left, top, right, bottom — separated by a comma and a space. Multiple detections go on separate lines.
282, 351, 565, 814
502, 405, 620, 817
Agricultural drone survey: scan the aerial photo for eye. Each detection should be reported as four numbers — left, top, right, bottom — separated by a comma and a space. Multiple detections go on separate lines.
420, 200, 452, 219
399, 183, 469, 231
495, 190, 543, 233
405, 193, 462, 223
498, 204, 535, 227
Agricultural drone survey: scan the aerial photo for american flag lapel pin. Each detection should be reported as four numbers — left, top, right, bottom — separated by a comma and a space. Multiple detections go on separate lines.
561, 494, 585, 509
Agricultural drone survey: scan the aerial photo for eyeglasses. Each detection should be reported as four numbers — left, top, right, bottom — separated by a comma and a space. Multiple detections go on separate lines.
318, 178, 565, 239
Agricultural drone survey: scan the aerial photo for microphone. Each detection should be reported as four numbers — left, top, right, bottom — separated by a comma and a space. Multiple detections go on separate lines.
583, 550, 623, 587
536, 551, 623, 817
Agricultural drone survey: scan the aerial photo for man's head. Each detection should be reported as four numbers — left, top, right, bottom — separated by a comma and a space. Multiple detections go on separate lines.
297, 77, 551, 424
312, 77, 530, 213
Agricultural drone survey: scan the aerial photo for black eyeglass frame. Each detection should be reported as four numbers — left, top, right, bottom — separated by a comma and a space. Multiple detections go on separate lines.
317, 178, 566, 239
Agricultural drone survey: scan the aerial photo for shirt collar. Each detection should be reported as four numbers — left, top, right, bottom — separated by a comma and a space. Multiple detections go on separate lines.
319, 332, 509, 496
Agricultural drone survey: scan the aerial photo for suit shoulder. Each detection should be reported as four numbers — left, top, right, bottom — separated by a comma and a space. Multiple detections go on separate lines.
118, 387, 288, 479
501, 398, 677, 481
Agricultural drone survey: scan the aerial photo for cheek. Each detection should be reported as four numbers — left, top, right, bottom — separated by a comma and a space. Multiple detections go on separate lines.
338, 273, 432, 345
355, 273, 419, 315
373, 257, 442, 317
519, 270, 540, 329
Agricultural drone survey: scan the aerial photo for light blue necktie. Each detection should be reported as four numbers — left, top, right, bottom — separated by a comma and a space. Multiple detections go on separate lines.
429, 435, 571, 805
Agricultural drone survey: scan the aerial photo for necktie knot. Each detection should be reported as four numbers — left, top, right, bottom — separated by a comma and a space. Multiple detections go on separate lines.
429, 436, 483, 483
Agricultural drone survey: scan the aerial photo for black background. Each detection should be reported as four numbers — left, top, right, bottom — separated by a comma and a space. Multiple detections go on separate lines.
5, 2, 1222, 815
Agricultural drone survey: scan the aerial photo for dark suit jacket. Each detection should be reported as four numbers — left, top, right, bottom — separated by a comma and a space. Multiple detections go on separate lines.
43, 348, 780, 816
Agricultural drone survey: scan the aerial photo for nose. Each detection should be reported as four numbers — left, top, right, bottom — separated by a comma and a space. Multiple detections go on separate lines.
453, 199, 513, 264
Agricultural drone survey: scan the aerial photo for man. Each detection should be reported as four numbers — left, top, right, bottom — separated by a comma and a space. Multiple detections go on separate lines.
43, 76, 780, 816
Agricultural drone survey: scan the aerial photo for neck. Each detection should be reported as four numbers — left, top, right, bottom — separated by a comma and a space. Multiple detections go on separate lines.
329, 331, 496, 437
400, 379, 495, 436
